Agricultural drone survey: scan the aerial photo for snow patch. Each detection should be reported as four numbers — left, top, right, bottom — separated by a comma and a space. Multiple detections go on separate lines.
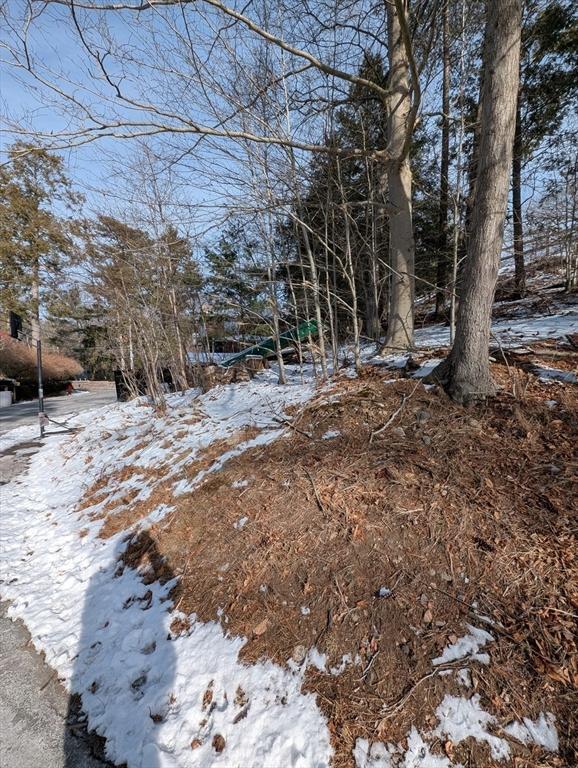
504, 712, 559, 751
432, 625, 494, 666
435, 694, 509, 760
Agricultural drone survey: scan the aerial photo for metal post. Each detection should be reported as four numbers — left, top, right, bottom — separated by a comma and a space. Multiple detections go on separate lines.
36, 338, 45, 438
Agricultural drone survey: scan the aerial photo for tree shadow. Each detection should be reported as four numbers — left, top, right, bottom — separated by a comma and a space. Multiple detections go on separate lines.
63, 531, 179, 768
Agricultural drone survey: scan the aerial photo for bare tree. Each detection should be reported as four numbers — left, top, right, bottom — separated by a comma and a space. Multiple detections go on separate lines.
431, 0, 522, 402
379, 0, 419, 354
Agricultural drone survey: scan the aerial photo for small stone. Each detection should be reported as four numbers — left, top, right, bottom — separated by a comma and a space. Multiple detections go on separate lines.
212, 734, 226, 753
292, 644, 307, 664
416, 409, 431, 424
392, 426, 406, 438
423, 609, 433, 624
253, 618, 269, 636
440, 572, 453, 583
549, 464, 561, 475
420, 593, 429, 606
468, 418, 481, 428
422, 435, 432, 446
190, 739, 202, 750
435, 621, 446, 628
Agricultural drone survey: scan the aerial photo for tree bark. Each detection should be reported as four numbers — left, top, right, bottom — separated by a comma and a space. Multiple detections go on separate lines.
435, 0, 451, 318
431, 0, 521, 403
380, 0, 415, 353
512, 93, 526, 297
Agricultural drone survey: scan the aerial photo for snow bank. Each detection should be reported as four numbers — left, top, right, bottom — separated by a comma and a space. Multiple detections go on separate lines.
0, 374, 332, 767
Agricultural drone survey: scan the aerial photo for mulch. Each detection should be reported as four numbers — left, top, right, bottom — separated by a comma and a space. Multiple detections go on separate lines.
98, 359, 577, 767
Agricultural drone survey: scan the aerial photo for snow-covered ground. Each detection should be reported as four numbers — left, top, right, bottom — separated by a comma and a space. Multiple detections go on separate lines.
414, 305, 577, 349
1, 306, 576, 768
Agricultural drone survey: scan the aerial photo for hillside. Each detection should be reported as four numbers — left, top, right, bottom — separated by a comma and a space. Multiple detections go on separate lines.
1, 289, 576, 768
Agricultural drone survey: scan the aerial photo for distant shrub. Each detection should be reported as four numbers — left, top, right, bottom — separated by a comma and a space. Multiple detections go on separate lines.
0, 332, 83, 381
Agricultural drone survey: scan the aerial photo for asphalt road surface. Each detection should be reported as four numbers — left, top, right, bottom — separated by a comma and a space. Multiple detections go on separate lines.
0, 603, 109, 768
0, 390, 117, 435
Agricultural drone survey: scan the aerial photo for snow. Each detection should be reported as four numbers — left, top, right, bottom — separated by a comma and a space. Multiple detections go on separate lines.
353, 737, 397, 768
435, 694, 510, 760
1, 306, 572, 767
414, 306, 577, 349
321, 429, 341, 440
412, 359, 443, 379
533, 364, 577, 384
353, 728, 451, 768
354, 692, 559, 768
0, 374, 333, 768
432, 625, 494, 666
455, 668, 471, 688
504, 712, 559, 751
329, 654, 352, 676
402, 729, 452, 768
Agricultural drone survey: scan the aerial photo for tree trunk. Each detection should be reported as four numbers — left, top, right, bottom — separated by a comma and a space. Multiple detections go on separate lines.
431, 0, 521, 403
512, 93, 526, 297
380, 0, 415, 354
435, 0, 451, 318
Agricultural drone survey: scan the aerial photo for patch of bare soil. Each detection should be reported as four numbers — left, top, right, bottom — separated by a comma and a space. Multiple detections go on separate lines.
82, 365, 578, 767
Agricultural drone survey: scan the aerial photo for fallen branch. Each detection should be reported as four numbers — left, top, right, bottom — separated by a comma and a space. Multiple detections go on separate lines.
369, 382, 420, 444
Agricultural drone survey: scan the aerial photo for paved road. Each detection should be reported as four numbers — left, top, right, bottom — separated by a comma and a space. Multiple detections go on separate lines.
0, 390, 117, 435
0, 603, 109, 768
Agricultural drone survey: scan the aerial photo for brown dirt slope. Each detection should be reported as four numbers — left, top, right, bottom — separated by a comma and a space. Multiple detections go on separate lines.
103, 364, 577, 767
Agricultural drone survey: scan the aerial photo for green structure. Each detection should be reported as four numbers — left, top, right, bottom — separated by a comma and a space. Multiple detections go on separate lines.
220, 320, 318, 368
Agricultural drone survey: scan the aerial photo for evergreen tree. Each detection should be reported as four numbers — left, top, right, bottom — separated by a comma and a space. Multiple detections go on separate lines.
0, 143, 82, 340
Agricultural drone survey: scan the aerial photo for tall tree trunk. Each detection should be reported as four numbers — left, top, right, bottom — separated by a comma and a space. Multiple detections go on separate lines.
512, 93, 526, 297
435, 0, 451, 318
380, 0, 415, 354
431, 0, 521, 403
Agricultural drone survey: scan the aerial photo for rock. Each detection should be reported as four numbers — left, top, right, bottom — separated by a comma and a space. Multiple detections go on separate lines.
440, 572, 453, 583
420, 593, 429, 606
253, 618, 269, 636
292, 644, 307, 664
422, 435, 432, 446
416, 409, 431, 424
391, 426, 406, 438
212, 734, 226, 753
423, 609, 433, 624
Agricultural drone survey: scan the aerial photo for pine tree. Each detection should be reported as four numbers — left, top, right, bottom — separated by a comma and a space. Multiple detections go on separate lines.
0, 143, 81, 341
